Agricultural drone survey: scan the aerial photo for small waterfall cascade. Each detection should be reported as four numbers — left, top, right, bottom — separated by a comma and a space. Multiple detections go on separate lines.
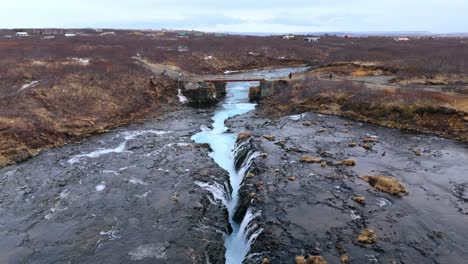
191, 82, 263, 264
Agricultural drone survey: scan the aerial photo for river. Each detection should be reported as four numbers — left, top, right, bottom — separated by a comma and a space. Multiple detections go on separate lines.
192, 67, 309, 264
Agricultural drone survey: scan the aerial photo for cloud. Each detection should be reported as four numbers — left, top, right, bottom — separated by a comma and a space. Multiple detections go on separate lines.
1, 0, 467, 33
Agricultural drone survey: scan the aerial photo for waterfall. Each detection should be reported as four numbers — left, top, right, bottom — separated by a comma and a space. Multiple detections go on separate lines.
192, 81, 263, 264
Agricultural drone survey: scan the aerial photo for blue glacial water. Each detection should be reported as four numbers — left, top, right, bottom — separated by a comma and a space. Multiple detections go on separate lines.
192, 67, 309, 264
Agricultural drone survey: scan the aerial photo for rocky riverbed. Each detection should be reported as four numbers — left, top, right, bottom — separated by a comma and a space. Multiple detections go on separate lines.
1, 71, 467, 264
0, 108, 230, 264
227, 111, 468, 264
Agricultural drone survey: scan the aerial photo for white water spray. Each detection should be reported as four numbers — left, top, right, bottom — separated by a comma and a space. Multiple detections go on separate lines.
192, 68, 310, 263
68, 130, 170, 164
192, 82, 263, 264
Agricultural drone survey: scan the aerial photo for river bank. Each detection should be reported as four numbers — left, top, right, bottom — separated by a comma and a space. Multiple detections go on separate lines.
227, 110, 468, 263
1, 65, 467, 264
0, 108, 231, 263
251, 78, 468, 142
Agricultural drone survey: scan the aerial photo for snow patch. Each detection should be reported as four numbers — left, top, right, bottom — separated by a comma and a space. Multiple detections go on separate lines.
351, 210, 361, 220
129, 177, 148, 185
96, 183, 106, 192
289, 113, 306, 121
177, 89, 188, 103
17, 81, 39, 93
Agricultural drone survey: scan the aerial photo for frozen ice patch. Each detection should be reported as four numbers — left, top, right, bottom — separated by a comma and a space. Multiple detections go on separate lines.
17, 80, 39, 93
177, 88, 188, 103
351, 210, 361, 220
129, 177, 148, 185
100, 229, 120, 241
96, 183, 106, 192
289, 113, 306, 121
71, 57, 90, 65
44, 189, 70, 220
376, 198, 392, 208
136, 191, 151, 198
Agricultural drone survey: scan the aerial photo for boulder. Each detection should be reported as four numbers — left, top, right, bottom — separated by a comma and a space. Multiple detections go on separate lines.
237, 131, 252, 142
362, 137, 378, 143
308, 256, 327, 264
340, 159, 356, 166
296, 256, 307, 264
362, 144, 372, 150
303, 121, 312, 126
300, 156, 323, 163
262, 135, 276, 141
359, 176, 408, 196
352, 196, 366, 204
296, 255, 327, 264
357, 229, 377, 244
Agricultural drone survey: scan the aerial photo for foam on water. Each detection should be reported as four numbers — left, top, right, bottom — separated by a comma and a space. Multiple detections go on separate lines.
67, 130, 171, 164
192, 81, 262, 264
192, 67, 310, 263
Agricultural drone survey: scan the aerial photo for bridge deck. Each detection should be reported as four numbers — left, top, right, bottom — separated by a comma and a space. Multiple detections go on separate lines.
201, 78, 265, 83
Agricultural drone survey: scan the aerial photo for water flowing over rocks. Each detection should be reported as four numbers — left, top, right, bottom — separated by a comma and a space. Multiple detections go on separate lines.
0, 109, 230, 263
1, 66, 467, 264
226, 110, 468, 264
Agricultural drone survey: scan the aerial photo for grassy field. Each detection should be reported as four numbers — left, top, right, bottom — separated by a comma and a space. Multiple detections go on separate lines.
1, 29, 467, 166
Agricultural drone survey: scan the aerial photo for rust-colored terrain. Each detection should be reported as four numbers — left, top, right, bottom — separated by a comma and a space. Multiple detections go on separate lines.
1, 29, 467, 166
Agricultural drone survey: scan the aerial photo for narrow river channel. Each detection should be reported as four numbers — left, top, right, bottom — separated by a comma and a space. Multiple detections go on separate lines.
192, 67, 308, 264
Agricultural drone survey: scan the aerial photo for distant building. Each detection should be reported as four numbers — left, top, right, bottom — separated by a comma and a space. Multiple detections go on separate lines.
177, 45, 189, 52
283, 35, 295, 40
304, 37, 320, 42
42, 36, 55, 40
394, 37, 410, 41
16, 32, 29, 37
4, 35, 12, 38
65, 33, 77, 37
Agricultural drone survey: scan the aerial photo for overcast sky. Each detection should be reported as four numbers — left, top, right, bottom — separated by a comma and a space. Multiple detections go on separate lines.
2, 0, 467, 33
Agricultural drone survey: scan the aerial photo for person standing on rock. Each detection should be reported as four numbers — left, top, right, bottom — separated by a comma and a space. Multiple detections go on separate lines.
329, 73, 333, 80
289, 72, 292, 79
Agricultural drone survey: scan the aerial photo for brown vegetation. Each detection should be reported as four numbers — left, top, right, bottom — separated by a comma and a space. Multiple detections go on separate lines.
359, 176, 408, 196
357, 229, 377, 244
1, 32, 468, 166
257, 76, 468, 141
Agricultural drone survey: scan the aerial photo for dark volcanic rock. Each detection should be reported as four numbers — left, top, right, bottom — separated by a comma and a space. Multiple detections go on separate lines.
229, 111, 468, 264
183, 81, 226, 107
0, 109, 229, 264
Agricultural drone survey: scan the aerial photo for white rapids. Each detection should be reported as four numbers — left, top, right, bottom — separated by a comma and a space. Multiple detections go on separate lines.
192, 81, 262, 264
191, 67, 309, 264
68, 130, 170, 164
